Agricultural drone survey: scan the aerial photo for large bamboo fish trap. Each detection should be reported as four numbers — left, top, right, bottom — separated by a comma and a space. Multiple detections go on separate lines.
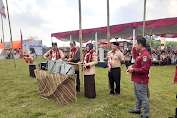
34, 70, 77, 105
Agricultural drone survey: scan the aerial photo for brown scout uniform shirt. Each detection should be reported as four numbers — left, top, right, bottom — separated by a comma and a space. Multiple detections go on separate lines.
107, 50, 125, 68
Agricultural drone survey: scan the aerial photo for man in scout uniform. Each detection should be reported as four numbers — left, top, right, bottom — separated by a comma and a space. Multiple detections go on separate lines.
127, 37, 151, 118
43, 42, 64, 61
67, 41, 80, 92
107, 42, 125, 97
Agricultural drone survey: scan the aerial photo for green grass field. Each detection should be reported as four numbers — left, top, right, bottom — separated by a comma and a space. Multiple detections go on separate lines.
0, 56, 176, 118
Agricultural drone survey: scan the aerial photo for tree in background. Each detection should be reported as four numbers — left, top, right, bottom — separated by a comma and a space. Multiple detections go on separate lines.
166, 41, 177, 48
28, 36, 39, 41
145, 35, 161, 49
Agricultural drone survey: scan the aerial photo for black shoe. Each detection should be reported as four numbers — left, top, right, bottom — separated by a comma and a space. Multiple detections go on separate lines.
108, 91, 115, 95
139, 115, 148, 118
128, 110, 141, 114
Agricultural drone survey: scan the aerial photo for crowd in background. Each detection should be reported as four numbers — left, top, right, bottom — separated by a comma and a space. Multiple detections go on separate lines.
101, 45, 177, 66
4, 44, 177, 67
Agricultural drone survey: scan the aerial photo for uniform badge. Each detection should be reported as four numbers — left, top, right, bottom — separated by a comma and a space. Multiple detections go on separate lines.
143, 56, 147, 62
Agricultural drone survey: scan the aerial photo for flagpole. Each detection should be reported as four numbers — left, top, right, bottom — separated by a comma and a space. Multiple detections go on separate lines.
20, 29, 23, 49
6, 0, 16, 70
1, 14, 7, 70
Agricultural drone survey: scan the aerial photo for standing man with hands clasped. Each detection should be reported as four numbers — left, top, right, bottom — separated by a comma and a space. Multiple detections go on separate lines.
127, 37, 151, 118
107, 42, 125, 97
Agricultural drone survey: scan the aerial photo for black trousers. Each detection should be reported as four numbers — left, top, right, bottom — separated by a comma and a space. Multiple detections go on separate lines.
125, 62, 132, 69
75, 71, 80, 91
108, 67, 121, 94
29, 65, 36, 78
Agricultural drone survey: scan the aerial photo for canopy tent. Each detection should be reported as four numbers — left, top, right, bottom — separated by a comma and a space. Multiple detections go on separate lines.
98, 41, 132, 48
0, 39, 31, 49
51, 17, 177, 42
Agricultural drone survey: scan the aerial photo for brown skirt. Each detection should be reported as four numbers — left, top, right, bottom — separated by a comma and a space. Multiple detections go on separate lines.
84, 74, 96, 98
29, 65, 36, 78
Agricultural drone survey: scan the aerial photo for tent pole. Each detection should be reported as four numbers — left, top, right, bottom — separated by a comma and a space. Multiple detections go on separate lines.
107, 0, 110, 51
70, 35, 72, 42
131, 29, 136, 63
133, 29, 135, 47
95, 32, 98, 56
6, 0, 16, 70
1, 15, 7, 70
78, 0, 84, 84
143, 0, 146, 37
149, 35, 151, 47
51, 37, 52, 43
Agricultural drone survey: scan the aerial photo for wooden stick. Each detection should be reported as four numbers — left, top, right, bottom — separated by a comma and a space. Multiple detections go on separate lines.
107, 0, 110, 51
6, 0, 16, 70
78, 0, 84, 84
107, 0, 111, 90
66, 62, 84, 66
143, 0, 146, 37
1, 15, 7, 70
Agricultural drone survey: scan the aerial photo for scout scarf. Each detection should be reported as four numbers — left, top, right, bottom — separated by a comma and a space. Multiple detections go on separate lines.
49, 48, 60, 61
108, 51, 115, 72
83, 50, 94, 70
69, 48, 77, 58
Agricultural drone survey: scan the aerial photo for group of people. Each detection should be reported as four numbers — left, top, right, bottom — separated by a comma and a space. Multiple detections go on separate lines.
43, 41, 98, 99
42, 37, 151, 118
25, 37, 177, 118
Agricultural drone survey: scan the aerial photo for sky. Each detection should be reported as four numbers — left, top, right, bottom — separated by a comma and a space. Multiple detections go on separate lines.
0, 0, 177, 47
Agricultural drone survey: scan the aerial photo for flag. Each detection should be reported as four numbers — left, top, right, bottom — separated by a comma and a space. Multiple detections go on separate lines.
0, 0, 6, 18
20, 29, 23, 49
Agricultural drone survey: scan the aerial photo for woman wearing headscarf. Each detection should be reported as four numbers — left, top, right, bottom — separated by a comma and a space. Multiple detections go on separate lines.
28, 48, 37, 78
83, 43, 98, 98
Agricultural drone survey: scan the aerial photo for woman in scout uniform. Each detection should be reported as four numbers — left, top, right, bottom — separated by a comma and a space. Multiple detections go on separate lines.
28, 48, 37, 78
83, 43, 98, 98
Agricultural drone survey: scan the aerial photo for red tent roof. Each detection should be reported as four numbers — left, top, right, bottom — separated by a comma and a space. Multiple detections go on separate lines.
51, 17, 177, 41
0, 39, 32, 49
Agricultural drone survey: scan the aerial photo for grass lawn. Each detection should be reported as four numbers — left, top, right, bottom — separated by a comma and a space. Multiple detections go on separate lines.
0, 56, 176, 118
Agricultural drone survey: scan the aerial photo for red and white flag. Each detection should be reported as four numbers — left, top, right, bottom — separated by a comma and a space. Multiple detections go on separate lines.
0, 0, 6, 18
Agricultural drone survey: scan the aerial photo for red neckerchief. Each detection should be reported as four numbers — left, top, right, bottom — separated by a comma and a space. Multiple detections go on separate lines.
69, 48, 77, 58
111, 51, 116, 55
83, 50, 94, 63
83, 50, 94, 69
49, 48, 60, 60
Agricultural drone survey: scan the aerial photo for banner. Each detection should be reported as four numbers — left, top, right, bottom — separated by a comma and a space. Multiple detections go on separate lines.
4, 42, 10, 48
0, 48, 5, 60
0, 48, 4, 56
23, 40, 43, 55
